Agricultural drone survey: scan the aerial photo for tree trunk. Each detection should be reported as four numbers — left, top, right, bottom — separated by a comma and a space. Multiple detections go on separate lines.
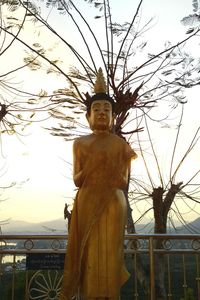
152, 183, 182, 300
152, 187, 167, 300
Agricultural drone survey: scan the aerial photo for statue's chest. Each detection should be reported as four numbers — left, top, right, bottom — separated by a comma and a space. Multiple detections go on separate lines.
81, 138, 122, 164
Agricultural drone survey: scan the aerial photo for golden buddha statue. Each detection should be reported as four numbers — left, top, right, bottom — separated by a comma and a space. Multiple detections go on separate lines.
60, 69, 137, 300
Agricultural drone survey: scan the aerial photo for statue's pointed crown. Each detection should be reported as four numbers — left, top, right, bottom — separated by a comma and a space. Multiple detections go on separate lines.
85, 68, 115, 113
93, 67, 107, 93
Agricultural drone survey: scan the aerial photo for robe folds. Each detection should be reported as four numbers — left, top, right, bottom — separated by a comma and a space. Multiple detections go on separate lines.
60, 133, 137, 300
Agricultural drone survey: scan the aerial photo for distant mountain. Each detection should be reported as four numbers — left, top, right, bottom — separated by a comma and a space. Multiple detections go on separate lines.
175, 217, 200, 234
1, 217, 200, 235
1, 218, 68, 234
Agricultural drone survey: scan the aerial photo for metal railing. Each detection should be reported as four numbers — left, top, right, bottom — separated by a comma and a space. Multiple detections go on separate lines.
0, 234, 200, 300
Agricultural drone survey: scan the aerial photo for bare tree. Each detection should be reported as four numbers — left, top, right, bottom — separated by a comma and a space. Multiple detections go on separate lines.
0, 2, 64, 235
1, 0, 200, 137
126, 102, 200, 298
0, 1, 62, 139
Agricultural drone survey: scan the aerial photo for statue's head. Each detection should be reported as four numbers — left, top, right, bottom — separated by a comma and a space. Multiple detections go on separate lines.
85, 67, 116, 115
86, 92, 115, 115
86, 95, 115, 131
85, 68, 115, 131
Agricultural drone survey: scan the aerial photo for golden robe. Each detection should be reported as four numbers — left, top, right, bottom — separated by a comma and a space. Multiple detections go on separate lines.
60, 133, 137, 300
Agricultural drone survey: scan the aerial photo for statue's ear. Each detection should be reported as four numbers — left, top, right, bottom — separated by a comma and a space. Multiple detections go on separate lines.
86, 112, 93, 130
86, 112, 90, 123
112, 113, 116, 124
109, 113, 115, 130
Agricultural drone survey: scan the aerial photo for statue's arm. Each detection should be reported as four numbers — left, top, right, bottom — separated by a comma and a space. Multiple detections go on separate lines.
117, 161, 130, 189
73, 139, 84, 187
117, 142, 137, 189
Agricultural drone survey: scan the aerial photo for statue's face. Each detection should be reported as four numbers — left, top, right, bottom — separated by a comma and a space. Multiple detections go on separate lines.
87, 100, 113, 131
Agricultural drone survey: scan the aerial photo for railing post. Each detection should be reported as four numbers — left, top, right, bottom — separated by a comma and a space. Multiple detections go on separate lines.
182, 254, 187, 299
196, 254, 200, 300
167, 254, 172, 300
149, 237, 155, 300
12, 255, 16, 300
134, 252, 138, 299
0, 253, 3, 296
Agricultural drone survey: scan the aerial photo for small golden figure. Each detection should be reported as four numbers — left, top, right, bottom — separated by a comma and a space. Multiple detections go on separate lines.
60, 69, 137, 300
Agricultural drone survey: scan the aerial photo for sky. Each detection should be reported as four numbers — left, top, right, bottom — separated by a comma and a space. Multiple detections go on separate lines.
0, 0, 200, 227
